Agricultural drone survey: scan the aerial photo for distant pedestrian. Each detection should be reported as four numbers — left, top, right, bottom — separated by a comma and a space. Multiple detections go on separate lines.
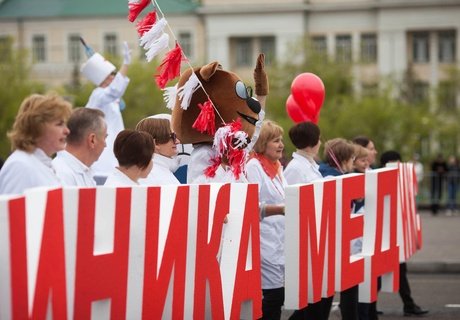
430, 154, 448, 215
446, 155, 459, 214
410, 153, 424, 184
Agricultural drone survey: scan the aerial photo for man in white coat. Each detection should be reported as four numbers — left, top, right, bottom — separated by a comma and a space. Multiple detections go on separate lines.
81, 41, 131, 183
53, 108, 107, 187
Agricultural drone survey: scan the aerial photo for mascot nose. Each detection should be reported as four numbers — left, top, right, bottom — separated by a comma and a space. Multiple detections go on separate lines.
247, 97, 261, 114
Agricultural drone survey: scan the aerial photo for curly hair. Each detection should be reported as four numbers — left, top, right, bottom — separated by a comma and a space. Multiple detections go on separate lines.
8, 94, 72, 152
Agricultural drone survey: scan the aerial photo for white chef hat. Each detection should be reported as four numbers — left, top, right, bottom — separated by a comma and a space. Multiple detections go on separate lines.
80, 53, 116, 86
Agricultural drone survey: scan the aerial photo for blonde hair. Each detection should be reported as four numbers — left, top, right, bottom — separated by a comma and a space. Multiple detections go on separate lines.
353, 144, 369, 161
8, 94, 72, 152
253, 120, 284, 154
323, 138, 355, 168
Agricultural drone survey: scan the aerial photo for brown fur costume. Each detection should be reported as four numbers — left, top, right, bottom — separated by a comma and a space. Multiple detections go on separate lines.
171, 55, 267, 145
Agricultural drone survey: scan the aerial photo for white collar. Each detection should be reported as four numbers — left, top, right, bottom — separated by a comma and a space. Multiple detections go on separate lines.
293, 150, 318, 166
153, 153, 179, 172
58, 150, 93, 174
33, 148, 54, 169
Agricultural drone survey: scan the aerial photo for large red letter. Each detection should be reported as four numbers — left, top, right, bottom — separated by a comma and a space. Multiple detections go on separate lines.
230, 183, 262, 319
338, 174, 364, 291
193, 184, 229, 319
142, 186, 188, 319
74, 188, 131, 319
360, 168, 400, 302
30, 189, 68, 319
8, 197, 28, 320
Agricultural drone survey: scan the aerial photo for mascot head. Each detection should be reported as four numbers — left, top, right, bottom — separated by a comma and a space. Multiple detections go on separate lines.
171, 62, 262, 144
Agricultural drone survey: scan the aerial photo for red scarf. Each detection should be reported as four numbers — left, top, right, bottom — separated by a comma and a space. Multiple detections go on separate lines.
249, 152, 281, 179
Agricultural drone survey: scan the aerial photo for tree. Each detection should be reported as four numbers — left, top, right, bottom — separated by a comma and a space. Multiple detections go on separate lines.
0, 38, 45, 159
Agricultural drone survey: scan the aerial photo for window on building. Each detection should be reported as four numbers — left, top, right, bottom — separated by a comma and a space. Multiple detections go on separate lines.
260, 36, 275, 65
178, 32, 193, 59
104, 33, 118, 57
335, 34, 352, 63
68, 34, 82, 63
360, 33, 377, 63
32, 35, 46, 62
412, 32, 429, 63
438, 81, 457, 109
311, 36, 327, 55
235, 38, 253, 67
438, 30, 456, 63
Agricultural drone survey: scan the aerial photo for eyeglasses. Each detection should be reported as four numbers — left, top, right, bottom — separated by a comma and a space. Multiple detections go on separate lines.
169, 132, 177, 142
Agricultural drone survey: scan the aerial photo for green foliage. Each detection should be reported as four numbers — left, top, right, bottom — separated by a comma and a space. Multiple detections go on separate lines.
121, 60, 170, 129
0, 38, 45, 159
1, 36, 458, 166
263, 38, 458, 163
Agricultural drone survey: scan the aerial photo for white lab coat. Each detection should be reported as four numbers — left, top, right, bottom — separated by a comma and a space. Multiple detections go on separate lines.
52, 150, 96, 187
246, 158, 287, 290
0, 148, 60, 195
104, 168, 137, 186
86, 73, 130, 177
284, 151, 323, 185
139, 153, 180, 186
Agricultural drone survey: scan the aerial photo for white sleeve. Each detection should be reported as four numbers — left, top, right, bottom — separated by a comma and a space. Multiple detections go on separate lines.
87, 73, 130, 107
0, 160, 35, 195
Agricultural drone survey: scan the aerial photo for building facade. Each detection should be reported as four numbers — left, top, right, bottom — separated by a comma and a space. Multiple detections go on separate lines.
0, 0, 459, 105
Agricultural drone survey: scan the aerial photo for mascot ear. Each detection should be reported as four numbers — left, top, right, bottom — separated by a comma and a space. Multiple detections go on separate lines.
199, 61, 222, 82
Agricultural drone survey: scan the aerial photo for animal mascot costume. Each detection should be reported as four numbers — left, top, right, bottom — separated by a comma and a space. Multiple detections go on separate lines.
171, 54, 269, 183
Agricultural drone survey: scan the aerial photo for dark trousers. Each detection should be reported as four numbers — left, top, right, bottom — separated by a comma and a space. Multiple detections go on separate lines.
358, 301, 378, 320
340, 285, 359, 320
260, 287, 284, 320
289, 296, 333, 320
399, 262, 415, 308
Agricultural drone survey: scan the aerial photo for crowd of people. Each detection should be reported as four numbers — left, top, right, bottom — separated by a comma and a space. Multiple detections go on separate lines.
0, 46, 444, 320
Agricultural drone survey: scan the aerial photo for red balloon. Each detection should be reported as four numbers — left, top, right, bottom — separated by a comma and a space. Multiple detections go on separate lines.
286, 95, 316, 123
291, 73, 325, 114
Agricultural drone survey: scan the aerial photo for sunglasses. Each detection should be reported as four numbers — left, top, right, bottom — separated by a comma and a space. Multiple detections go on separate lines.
169, 132, 177, 142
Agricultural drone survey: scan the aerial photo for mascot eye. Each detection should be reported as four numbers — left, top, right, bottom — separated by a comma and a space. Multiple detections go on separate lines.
235, 81, 251, 100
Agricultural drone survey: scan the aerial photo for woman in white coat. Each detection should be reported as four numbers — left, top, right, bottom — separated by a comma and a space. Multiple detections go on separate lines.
104, 129, 154, 186
135, 117, 181, 185
284, 121, 322, 185
0, 93, 72, 195
246, 120, 286, 320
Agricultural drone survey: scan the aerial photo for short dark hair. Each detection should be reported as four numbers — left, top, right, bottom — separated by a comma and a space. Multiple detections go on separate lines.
288, 121, 320, 149
380, 150, 402, 167
352, 135, 371, 148
113, 129, 154, 170
66, 108, 105, 145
